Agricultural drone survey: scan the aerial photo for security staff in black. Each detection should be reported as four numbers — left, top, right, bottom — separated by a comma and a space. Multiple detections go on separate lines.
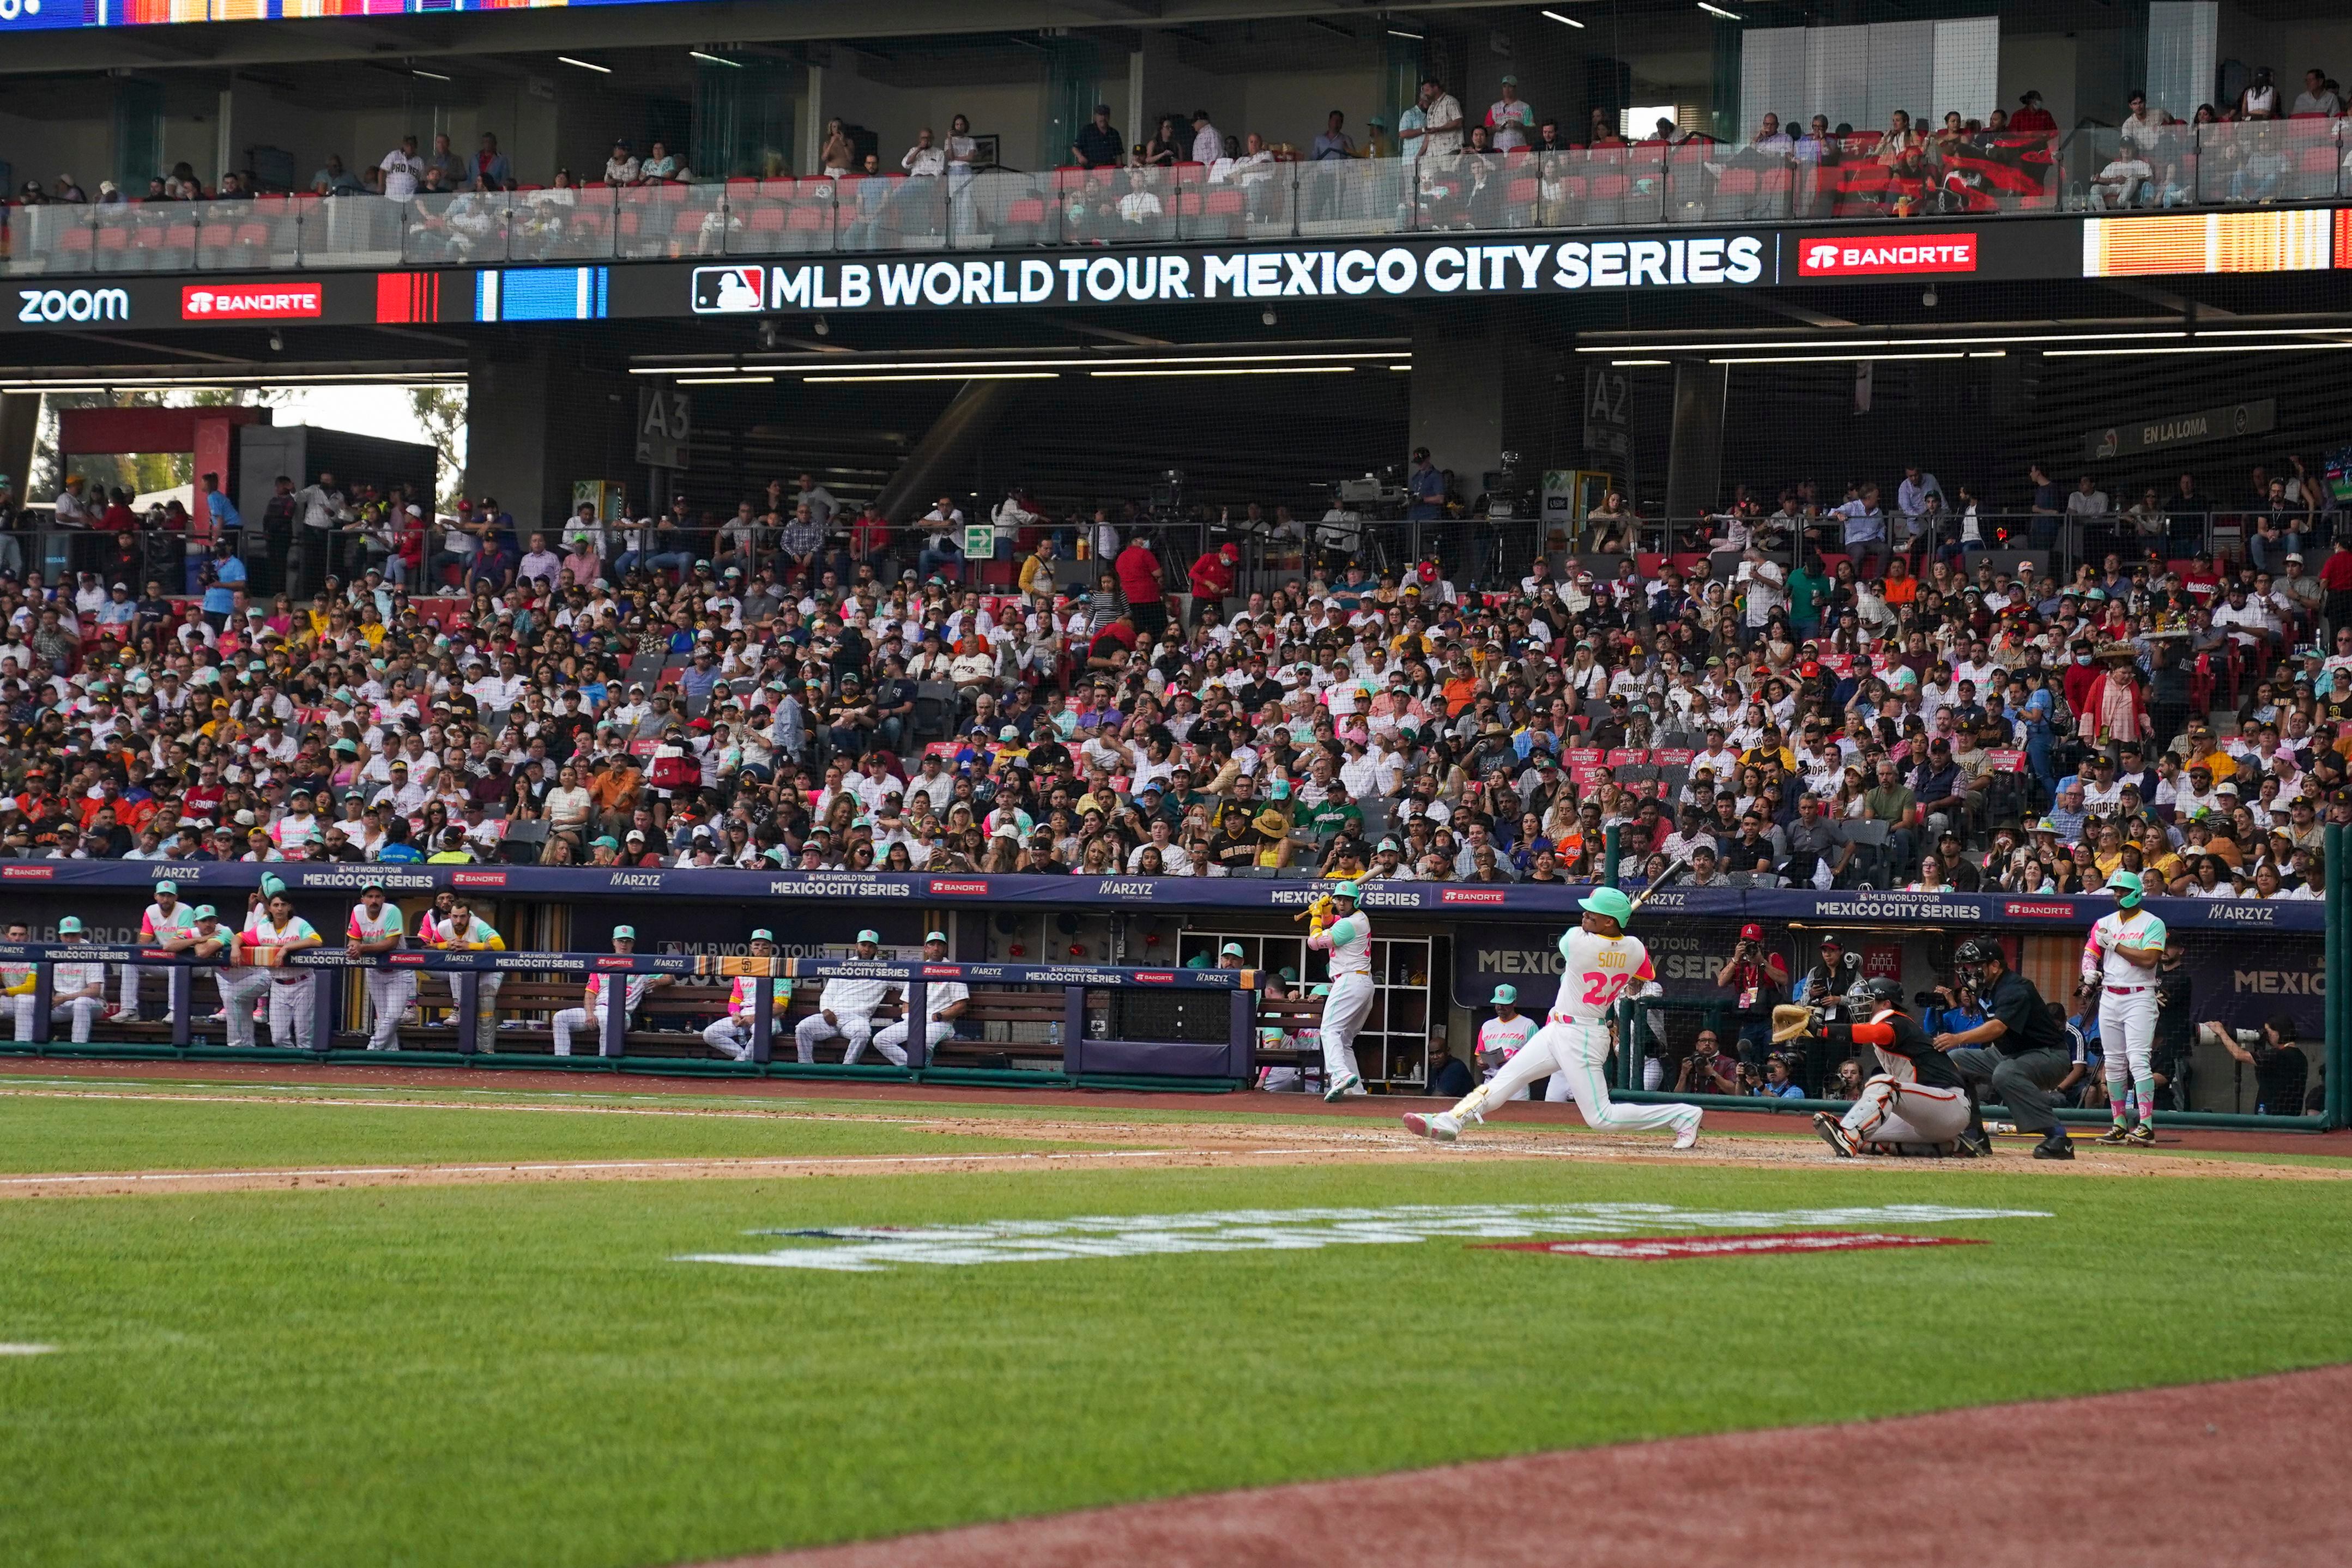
1933, 936, 2076, 1159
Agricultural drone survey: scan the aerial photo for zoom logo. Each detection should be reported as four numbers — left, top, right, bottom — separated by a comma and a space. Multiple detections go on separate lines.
17, 286, 130, 323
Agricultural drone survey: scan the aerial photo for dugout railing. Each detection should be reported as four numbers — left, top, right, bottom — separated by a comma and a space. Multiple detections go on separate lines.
0, 945, 1267, 1092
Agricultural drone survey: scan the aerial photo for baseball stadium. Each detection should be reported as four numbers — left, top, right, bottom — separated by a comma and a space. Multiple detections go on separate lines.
3, 0, 2352, 1561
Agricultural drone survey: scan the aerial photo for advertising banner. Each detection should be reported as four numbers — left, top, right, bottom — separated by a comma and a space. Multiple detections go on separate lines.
0, 861, 2323, 934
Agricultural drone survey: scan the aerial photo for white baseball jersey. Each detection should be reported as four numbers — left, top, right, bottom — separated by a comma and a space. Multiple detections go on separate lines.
1550, 929, 1655, 1025
911, 978, 970, 1022
2083, 910, 2167, 988
586, 971, 660, 1013
814, 973, 892, 1022
726, 973, 793, 1015
1477, 1012, 1538, 1061
51, 953, 107, 993
247, 915, 319, 955
139, 901, 197, 942
347, 901, 407, 945
1319, 912, 1373, 977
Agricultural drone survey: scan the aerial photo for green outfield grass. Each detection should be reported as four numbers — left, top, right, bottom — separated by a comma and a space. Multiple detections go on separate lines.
2, 1132, 2349, 1568
0, 1089, 1101, 1173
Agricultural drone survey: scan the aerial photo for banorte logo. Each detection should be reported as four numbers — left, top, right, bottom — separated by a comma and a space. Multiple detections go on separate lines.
180, 283, 324, 320
1798, 234, 1978, 277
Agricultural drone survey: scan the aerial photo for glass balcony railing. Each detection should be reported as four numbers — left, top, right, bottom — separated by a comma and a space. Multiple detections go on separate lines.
2, 120, 2344, 279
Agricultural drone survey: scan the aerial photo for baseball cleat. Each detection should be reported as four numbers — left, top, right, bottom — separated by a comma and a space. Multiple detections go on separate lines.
2095, 1124, 2132, 1145
1812, 1112, 1857, 1158
1401, 1112, 1460, 1142
1322, 1073, 1363, 1103
2124, 1123, 2156, 1146
2031, 1134, 2076, 1161
1672, 1113, 1703, 1151
1957, 1129, 1994, 1159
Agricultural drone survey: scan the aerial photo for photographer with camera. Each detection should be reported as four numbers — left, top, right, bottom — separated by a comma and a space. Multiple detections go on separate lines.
1715, 923, 1788, 1062
1674, 1027, 1741, 1096
2207, 1014, 2312, 1117
1794, 935, 1865, 1028
1920, 978, 1985, 1038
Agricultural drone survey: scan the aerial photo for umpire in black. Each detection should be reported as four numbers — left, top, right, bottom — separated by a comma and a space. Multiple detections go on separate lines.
1932, 936, 2076, 1160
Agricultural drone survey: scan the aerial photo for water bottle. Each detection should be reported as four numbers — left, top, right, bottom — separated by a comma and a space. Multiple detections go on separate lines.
1047, 1021, 1061, 1045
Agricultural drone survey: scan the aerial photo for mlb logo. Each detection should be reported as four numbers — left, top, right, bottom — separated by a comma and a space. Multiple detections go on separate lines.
692, 265, 765, 313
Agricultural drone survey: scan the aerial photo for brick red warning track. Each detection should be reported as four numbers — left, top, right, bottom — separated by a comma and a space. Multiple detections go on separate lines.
727, 1365, 2352, 1568
4, 1056, 2343, 1159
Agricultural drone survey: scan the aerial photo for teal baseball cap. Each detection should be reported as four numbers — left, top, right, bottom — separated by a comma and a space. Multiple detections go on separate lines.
613, 925, 637, 940
856, 929, 880, 944
1220, 942, 1245, 958
1490, 984, 1518, 1005
1577, 885, 1635, 927
57, 917, 83, 934
153, 880, 177, 897
924, 930, 948, 945
749, 928, 775, 942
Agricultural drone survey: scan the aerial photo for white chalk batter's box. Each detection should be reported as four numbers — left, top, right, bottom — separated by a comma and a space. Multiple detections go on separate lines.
1480, 1231, 1990, 1261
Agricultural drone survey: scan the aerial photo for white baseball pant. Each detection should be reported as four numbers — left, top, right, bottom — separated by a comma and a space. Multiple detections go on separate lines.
703, 1017, 753, 1061
2097, 986, 2159, 1113
858, 1019, 933, 1065
363, 971, 414, 1051
553, 1004, 632, 1057
795, 1013, 872, 1065
17, 995, 102, 1043
1319, 972, 1375, 1091
267, 975, 318, 1051
117, 964, 152, 1015
214, 969, 270, 1046
1839, 1077, 1969, 1149
1471, 1019, 1702, 1139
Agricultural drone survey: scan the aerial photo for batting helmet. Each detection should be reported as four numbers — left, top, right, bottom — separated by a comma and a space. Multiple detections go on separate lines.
1858, 977, 1906, 1008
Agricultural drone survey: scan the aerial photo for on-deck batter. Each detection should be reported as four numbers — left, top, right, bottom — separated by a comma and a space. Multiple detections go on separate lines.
1307, 880, 1374, 1102
2084, 869, 2167, 1147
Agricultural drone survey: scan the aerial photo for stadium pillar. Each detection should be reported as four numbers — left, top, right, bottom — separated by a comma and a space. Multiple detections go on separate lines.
1662, 358, 1726, 523
873, 377, 1027, 522
464, 340, 637, 532
0, 393, 38, 498
1408, 316, 1550, 514
2328, 824, 2348, 1129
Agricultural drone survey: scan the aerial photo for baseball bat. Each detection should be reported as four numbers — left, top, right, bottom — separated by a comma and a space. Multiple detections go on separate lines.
1622, 852, 1695, 917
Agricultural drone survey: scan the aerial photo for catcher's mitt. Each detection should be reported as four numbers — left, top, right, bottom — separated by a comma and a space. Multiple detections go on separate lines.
1769, 1003, 1816, 1044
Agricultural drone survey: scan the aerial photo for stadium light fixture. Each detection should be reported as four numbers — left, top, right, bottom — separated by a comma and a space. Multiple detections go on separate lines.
690, 50, 743, 67
1609, 359, 1671, 366
2046, 342, 2352, 357
1706, 350, 2005, 365
802, 371, 1061, 383
630, 351, 1409, 375
1387, 27, 1424, 40
557, 56, 612, 74
1090, 365, 1358, 377
676, 375, 774, 384
1540, 9, 1586, 27
1577, 330, 2186, 353
1696, 1, 1743, 17
412, 68, 452, 81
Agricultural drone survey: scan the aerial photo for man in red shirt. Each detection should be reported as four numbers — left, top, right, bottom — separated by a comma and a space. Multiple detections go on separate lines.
1114, 537, 1167, 637
2061, 636, 2103, 719
1186, 542, 1236, 629
2319, 544, 2352, 636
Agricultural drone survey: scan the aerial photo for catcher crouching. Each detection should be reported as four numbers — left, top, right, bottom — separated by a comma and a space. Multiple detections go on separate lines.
1771, 978, 1973, 1158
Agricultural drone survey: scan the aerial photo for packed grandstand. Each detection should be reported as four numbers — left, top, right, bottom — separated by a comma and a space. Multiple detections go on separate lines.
2, 453, 2345, 910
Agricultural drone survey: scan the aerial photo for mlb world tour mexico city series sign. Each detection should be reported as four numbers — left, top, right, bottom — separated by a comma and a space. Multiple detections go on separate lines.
690, 235, 1773, 316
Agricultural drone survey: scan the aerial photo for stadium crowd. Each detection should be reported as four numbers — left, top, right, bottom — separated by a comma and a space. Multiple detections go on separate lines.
2, 444, 2350, 908
8, 53, 2347, 209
